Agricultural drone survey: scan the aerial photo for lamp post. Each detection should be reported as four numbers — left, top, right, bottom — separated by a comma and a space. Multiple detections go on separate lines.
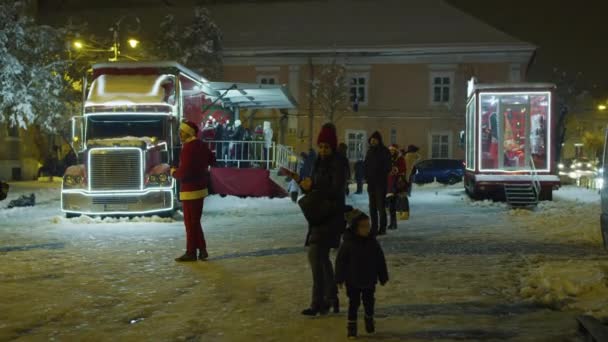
72, 15, 141, 62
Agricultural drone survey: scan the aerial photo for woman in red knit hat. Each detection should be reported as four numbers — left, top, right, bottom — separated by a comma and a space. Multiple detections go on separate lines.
297, 122, 346, 316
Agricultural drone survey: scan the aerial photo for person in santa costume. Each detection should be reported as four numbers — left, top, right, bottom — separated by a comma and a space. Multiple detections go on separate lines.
171, 120, 216, 262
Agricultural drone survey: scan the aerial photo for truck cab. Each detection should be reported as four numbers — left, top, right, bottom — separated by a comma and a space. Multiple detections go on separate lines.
62, 62, 207, 216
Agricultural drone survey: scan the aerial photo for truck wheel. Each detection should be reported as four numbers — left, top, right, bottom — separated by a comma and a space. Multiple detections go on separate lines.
539, 188, 553, 201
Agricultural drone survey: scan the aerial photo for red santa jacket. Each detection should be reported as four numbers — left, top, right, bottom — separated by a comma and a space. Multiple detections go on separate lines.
172, 138, 216, 201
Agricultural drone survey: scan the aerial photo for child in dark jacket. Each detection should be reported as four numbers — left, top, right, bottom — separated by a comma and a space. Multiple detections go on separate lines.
335, 208, 389, 339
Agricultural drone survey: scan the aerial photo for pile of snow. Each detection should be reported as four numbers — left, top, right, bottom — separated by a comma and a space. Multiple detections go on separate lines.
554, 186, 600, 203
508, 198, 602, 244
519, 260, 608, 315
467, 198, 508, 208
413, 181, 463, 190
51, 215, 174, 225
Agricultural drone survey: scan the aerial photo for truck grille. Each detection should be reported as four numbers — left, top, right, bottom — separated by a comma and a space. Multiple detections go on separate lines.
89, 148, 142, 191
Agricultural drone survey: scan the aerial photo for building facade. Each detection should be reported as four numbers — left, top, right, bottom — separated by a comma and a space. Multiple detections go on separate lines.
36, 0, 535, 161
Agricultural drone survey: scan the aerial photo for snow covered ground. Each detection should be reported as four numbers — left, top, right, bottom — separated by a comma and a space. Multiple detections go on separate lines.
1, 181, 606, 341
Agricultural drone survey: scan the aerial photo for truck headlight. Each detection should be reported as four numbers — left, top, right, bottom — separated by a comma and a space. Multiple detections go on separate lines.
558, 163, 564, 169
63, 175, 84, 187
158, 173, 168, 183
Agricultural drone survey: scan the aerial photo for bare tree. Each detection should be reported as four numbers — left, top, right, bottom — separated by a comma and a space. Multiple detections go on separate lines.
311, 60, 352, 123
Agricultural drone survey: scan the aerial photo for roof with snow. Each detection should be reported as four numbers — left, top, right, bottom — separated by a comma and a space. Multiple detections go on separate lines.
208, 0, 534, 54
38, 0, 534, 56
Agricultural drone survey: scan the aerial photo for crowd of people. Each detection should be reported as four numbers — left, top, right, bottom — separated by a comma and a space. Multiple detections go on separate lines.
200, 119, 274, 167
172, 119, 418, 338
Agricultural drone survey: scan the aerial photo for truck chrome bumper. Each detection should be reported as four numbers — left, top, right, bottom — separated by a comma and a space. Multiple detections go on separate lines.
61, 189, 174, 215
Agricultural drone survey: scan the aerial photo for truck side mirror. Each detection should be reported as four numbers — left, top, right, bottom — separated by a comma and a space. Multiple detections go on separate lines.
71, 116, 85, 153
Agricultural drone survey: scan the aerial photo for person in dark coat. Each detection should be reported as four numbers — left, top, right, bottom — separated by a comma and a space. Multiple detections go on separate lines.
298, 123, 346, 316
364, 131, 392, 236
387, 144, 407, 230
0, 181, 8, 201
335, 208, 389, 339
354, 159, 365, 194
338, 143, 351, 196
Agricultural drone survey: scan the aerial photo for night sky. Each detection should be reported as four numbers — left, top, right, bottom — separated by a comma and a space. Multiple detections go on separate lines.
448, 0, 608, 98
36, 0, 608, 97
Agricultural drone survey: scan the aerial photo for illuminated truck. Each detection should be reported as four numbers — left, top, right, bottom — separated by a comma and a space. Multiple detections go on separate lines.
463, 78, 560, 202
62, 62, 295, 217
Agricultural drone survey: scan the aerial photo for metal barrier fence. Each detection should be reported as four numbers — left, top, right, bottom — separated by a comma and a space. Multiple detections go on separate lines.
274, 144, 299, 172
204, 140, 273, 169
202, 140, 299, 171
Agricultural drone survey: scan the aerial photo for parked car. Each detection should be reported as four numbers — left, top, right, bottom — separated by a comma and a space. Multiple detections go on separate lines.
413, 159, 465, 185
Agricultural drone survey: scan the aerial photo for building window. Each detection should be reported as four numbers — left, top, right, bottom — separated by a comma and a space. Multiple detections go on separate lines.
430, 133, 450, 159
345, 129, 367, 161
390, 128, 397, 145
257, 75, 277, 85
349, 74, 368, 105
430, 72, 452, 104
509, 64, 522, 82
7, 124, 19, 138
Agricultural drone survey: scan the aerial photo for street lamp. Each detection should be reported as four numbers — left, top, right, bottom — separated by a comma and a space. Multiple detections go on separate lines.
599, 104, 607, 111
109, 15, 141, 62
128, 39, 139, 49
73, 41, 84, 49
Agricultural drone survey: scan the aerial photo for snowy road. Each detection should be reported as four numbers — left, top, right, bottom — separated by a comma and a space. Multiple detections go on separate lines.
1, 181, 606, 341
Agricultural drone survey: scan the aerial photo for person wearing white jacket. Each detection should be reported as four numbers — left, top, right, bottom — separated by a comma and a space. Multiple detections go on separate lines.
263, 121, 273, 166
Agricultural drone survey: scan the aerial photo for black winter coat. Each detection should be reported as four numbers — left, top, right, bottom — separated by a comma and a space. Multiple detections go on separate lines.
364, 145, 391, 187
302, 153, 346, 248
335, 230, 389, 289
354, 160, 365, 182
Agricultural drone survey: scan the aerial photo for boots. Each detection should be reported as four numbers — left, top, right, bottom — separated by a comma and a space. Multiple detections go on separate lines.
301, 303, 329, 316
330, 297, 340, 314
364, 315, 375, 334
174, 252, 197, 262
347, 321, 357, 339
198, 249, 209, 261
389, 212, 397, 230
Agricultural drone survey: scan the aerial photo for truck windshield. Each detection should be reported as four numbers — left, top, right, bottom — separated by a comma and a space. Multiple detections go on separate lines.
86, 115, 167, 141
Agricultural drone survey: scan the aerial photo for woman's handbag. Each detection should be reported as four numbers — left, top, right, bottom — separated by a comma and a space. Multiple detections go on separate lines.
298, 190, 336, 226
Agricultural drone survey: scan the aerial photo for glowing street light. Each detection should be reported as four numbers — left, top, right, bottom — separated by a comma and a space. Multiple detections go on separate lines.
73, 41, 84, 49
127, 38, 139, 49
599, 104, 607, 111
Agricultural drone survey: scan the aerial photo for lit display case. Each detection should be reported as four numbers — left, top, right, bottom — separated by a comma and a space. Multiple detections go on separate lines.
464, 78, 560, 200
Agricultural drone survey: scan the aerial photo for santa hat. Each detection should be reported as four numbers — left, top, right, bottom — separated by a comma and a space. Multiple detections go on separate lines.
180, 120, 199, 137
317, 123, 338, 151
